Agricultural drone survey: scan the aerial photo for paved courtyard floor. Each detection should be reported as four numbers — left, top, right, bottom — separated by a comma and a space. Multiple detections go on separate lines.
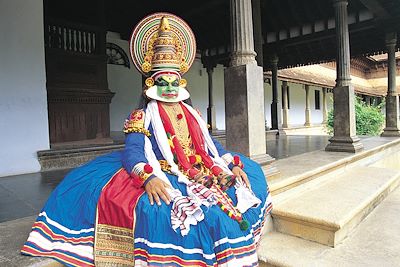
0, 135, 331, 223
1, 134, 400, 267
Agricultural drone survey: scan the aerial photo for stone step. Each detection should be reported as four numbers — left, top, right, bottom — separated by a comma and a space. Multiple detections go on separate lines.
271, 166, 400, 247
37, 129, 281, 172
37, 132, 232, 171
257, 231, 338, 267
258, 182, 400, 267
38, 144, 125, 171
267, 137, 400, 202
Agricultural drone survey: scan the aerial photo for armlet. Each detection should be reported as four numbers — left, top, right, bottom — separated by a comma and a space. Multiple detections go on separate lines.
123, 109, 151, 137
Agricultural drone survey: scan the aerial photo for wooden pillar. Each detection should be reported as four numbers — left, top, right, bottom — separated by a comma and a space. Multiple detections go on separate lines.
225, 0, 276, 168
381, 32, 400, 136
206, 65, 217, 131
282, 81, 289, 128
252, 0, 263, 67
270, 55, 279, 130
325, 0, 363, 153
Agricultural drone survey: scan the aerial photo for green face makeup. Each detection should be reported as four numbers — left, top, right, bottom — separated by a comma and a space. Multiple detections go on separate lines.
155, 75, 180, 100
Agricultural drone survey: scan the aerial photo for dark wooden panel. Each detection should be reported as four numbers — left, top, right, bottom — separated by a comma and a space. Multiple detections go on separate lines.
45, 19, 114, 144
47, 91, 114, 143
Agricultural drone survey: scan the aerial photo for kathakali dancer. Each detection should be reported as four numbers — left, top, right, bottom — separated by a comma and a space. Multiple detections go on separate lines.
21, 12, 272, 267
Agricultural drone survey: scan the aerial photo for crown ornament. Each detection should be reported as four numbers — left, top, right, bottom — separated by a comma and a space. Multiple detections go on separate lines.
130, 13, 196, 77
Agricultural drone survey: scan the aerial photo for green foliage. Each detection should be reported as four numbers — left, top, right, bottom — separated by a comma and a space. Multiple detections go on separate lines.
327, 107, 335, 135
326, 97, 385, 136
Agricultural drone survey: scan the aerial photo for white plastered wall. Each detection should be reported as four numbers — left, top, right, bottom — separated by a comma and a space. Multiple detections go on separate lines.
0, 0, 49, 177
264, 81, 333, 128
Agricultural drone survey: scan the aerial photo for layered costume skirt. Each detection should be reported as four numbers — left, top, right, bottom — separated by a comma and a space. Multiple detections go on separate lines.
21, 151, 272, 267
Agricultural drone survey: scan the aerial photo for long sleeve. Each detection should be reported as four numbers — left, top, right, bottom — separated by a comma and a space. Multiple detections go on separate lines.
121, 109, 155, 187
121, 132, 148, 174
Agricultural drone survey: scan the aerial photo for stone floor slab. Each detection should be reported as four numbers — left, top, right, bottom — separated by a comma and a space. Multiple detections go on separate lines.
0, 216, 62, 267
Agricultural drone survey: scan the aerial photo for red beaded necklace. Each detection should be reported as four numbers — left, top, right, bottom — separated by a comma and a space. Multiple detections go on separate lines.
211, 184, 249, 231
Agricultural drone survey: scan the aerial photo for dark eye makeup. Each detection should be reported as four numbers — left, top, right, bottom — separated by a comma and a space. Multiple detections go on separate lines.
155, 79, 168, 86
155, 78, 180, 87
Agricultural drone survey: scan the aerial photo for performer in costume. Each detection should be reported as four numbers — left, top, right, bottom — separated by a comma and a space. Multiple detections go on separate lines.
21, 12, 272, 267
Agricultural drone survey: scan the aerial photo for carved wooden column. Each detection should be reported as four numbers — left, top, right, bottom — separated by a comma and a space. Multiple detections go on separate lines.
201, 54, 218, 131
207, 64, 217, 131
270, 55, 280, 130
225, 0, 276, 168
325, 0, 363, 152
252, 0, 263, 67
381, 32, 400, 137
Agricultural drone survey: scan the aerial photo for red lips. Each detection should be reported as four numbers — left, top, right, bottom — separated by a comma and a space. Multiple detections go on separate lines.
161, 93, 178, 97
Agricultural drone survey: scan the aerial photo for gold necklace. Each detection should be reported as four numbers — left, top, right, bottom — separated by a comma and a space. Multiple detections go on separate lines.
160, 103, 194, 156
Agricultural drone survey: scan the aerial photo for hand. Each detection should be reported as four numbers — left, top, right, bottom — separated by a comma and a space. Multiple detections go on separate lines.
144, 177, 171, 206
232, 166, 250, 188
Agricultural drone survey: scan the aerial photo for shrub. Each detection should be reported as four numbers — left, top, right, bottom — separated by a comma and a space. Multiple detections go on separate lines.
326, 96, 385, 136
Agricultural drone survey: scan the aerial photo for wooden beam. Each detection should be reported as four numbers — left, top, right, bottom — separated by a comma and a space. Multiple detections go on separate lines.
359, 0, 390, 19
274, 20, 375, 48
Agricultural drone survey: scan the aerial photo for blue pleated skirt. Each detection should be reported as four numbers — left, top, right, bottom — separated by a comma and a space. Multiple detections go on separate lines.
21, 151, 272, 267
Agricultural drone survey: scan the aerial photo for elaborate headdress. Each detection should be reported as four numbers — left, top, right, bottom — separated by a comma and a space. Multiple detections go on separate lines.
129, 12, 196, 102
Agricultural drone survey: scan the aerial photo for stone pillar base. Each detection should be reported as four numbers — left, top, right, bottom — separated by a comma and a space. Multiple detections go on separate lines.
224, 63, 266, 156
278, 129, 288, 136
250, 153, 275, 166
325, 136, 364, 153
381, 127, 400, 137
326, 84, 363, 153
382, 95, 399, 136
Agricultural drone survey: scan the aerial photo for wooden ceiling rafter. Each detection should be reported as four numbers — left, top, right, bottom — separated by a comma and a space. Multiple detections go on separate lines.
99, 0, 400, 70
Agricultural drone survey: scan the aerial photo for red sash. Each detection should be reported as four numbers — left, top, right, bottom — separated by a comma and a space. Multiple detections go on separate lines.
94, 168, 145, 266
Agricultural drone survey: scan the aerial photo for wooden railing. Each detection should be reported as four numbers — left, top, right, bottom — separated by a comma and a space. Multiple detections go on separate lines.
45, 19, 103, 55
